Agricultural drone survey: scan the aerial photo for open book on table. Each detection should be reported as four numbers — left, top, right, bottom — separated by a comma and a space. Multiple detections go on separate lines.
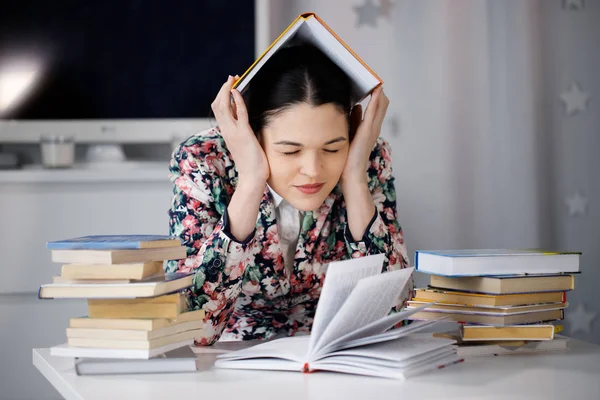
215, 254, 461, 379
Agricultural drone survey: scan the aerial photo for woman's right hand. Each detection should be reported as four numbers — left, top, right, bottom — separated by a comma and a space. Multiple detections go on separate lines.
211, 75, 270, 187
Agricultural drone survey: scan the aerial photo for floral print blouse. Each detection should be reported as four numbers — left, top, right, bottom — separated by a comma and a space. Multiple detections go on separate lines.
166, 127, 413, 345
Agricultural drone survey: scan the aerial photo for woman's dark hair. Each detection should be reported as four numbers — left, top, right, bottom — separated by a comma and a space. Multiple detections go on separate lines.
242, 44, 353, 137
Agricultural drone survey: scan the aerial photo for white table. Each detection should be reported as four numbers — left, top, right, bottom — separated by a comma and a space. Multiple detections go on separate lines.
34, 339, 600, 400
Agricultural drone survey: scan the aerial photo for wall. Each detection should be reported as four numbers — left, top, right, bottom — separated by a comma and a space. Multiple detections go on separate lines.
0, 175, 174, 399
541, 1, 600, 344
272, 1, 599, 342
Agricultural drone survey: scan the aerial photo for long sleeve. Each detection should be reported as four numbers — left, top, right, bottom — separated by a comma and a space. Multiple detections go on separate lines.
166, 134, 258, 345
344, 138, 413, 308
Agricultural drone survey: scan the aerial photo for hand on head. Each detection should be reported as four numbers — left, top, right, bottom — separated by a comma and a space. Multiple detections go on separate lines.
211, 75, 270, 187
342, 86, 389, 186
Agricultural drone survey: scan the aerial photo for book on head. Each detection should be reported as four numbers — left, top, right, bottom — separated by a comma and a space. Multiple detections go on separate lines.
214, 254, 462, 380
415, 249, 581, 276
233, 12, 382, 106
47, 235, 181, 250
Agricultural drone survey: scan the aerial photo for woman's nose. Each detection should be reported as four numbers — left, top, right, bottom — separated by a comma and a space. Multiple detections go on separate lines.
299, 152, 322, 178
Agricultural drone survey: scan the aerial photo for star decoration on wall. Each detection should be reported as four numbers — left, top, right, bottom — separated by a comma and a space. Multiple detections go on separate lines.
565, 191, 588, 216
387, 115, 400, 137
354, 0, 380, 28
379, 0, 395, 19
560, 82, 590, 116
563, 0, 585, 10
567, 303, 597, 334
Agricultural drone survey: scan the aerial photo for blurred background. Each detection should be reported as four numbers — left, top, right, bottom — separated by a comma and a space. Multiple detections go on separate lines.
1, 0, 598, 398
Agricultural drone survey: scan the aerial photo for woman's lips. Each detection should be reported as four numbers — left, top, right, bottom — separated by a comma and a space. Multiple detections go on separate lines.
295, 183, 325, 194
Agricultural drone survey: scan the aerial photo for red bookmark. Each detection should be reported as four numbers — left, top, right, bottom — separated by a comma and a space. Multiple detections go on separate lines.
302, 363, 312, 373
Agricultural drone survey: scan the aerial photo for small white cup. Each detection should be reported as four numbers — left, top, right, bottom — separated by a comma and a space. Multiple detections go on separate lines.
40, 135, 75, 169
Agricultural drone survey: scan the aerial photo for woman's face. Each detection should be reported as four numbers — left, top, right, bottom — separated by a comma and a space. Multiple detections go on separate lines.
260, 102, 349, 212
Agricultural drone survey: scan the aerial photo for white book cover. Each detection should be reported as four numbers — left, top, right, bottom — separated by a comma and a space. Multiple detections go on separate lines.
456, 336, 569, 358
50, 339, 194, 359
415, 249, 581, 276
73, 345, 199, 375
233, 13, 382, 106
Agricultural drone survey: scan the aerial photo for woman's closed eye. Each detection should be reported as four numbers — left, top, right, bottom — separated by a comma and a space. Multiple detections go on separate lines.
282, 149, 340, 156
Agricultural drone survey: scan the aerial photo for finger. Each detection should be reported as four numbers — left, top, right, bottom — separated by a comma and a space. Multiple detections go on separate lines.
350, 104, 362, 138
362, 86, 382, 125
231, 95, 238, 120
230, 89, 250, 126
373, 90, 389, 130
212, 76, 236, 125
232, 75, 241, 89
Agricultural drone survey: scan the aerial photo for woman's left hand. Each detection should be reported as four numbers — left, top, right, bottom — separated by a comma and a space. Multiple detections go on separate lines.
341, 86, 389, 186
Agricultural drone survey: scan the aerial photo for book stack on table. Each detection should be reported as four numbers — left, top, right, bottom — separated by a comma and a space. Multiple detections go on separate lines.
408, 249, 581, 357
38, 235, 205, 367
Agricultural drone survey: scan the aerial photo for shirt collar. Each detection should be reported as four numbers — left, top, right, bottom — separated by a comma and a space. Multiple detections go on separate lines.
267, 184, 284, 208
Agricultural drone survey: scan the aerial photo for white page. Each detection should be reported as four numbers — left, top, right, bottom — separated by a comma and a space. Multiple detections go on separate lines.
314, 347, 456, 371
319, 317, 441, 357
304, 17, 379, 103
214, 357, 303, 372
319, 302, 433, 355
310, 350, 459, 380
308, 254, 385, 354
406, 303, 567, 316
325, 334, 455, 363
216, 335, 310, 363
235, 19, 305, 94
310, 267, 413, 357
338, 318, 450, 351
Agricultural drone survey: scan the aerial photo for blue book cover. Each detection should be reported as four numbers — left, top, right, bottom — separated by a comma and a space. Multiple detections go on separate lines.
47, 235, 181, 250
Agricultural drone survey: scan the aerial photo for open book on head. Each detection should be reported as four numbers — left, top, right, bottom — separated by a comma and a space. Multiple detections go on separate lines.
233, 12, 382, 106
215, 254, 461, 380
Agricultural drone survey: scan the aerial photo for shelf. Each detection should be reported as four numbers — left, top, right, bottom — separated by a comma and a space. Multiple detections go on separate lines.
0, 161, 171, 183
0, 119, 214, 144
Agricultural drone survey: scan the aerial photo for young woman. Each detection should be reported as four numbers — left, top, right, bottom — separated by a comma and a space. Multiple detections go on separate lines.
166, 44, 412, 345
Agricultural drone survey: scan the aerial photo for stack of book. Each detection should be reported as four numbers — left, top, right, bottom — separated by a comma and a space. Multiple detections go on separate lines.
408, 249, 581, 357
38, 235, 205, 361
